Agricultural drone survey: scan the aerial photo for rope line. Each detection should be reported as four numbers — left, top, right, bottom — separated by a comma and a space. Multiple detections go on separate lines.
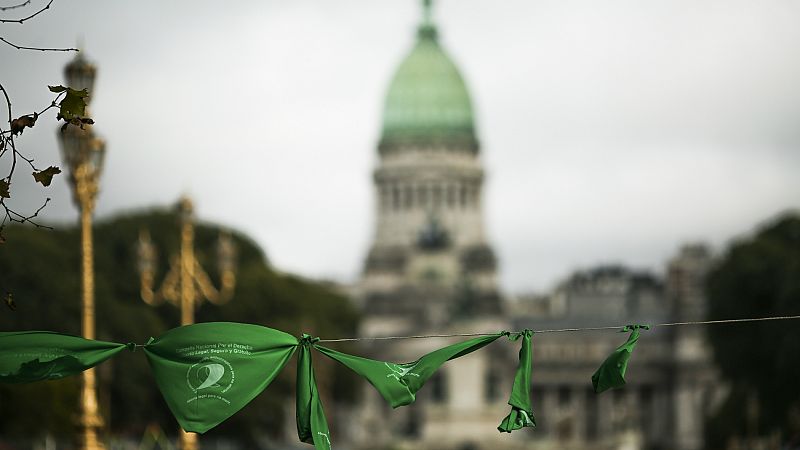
316, 314, 800, 342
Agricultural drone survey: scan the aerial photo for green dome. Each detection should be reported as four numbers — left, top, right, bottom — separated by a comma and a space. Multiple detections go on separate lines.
380, 23, 477, 148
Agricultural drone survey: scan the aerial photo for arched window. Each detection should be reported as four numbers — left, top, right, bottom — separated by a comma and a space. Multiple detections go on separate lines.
430, 371, 447, 403
447, 184, 456, 208
464, 185, 473, 207
403, 405, 421, 437
392, 185, 401, 210
585, 386, 599, 439
380, 186, 390, 211
418, 185, 428, 209
558, 385, 571, 406
485, 367, 501, 403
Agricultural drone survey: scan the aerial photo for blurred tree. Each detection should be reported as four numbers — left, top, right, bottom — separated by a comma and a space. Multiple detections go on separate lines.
705, 213, 800, 447
0, 208, 359, 446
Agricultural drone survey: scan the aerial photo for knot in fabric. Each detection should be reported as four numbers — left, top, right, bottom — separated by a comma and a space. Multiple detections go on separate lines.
299, 334, 320, 346
506, 329, 533, 341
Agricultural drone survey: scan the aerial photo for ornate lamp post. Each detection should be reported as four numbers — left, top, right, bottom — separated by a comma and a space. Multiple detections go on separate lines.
57, 53, 107, 450
136, 196, 236, 450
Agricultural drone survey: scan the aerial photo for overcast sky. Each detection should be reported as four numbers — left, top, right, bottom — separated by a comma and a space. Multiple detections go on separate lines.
2, 0, 798, 293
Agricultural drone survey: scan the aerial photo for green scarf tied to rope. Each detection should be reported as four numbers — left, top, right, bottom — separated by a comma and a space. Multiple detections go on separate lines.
498, 329, 535, 432
591, 324, 650, 393
0, 331, 128, 383
315, 332, 508, 408
296, 334, 331, 450
0, 322, 659, 447
143, 322, 297, 433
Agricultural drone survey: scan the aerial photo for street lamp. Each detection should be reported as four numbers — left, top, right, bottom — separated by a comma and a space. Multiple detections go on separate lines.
64, 52, 97, 93
57, 52, 106, 450
136, 195, 237, 450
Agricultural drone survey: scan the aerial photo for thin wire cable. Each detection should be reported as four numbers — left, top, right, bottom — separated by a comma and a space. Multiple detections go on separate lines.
653, 315, 800, 327
320, 331, 501, 343
316, 314, 800, 342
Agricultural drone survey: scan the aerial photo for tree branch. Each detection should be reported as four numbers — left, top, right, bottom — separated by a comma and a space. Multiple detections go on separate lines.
1, 197, 52, 229
0, 0, 53, 24
0, 36, 78, 52
0, 81, 12, 125
0, 0, 31, 11
0, 0, 66, 239
0, 82, 61, 231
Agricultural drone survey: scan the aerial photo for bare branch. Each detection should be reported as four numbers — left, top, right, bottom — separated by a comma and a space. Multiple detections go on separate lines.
7, 136, 20, 188
0, 83, 56, 232
0, 36, 78, 52
16, 146, 38, 171
2, 197, 52, 229
0, 0, 66, 239
0, 0, 53, 24
27, 196, 50, 222
0, 81, 12, 125
0, 0, 31, 11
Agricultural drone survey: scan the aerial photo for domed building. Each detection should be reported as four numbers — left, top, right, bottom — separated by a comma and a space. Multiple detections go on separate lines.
350, 2, 722, 450
353, 1, 514, 448
361, 0, 502, 338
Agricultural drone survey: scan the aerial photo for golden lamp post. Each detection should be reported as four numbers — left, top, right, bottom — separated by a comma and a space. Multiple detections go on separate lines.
136, 196, 236, 450
57, 53, 107, 450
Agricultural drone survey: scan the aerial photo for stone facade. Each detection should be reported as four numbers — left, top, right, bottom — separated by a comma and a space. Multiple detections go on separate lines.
511, 247, 722, 450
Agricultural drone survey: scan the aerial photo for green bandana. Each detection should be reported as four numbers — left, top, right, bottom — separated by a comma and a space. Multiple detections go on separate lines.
143, 322, 297, 433
0, 322, 662, 445
296, 335, 331, 450
591, 325, 649, 393
316, 332, 506, 408
498, 329, 535, 432
0, 331, 128, 383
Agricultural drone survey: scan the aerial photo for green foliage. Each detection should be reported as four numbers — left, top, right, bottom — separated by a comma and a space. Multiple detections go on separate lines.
48, 85, 95, 131
0, 208, 359, 444
48, 85, 87, 120
705, 213, 800, 445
